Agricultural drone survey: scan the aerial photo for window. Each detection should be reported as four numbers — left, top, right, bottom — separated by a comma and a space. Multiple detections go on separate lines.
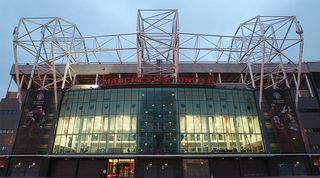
0, 146, 7, 151
305, 128, 320, 133
0, 110, 17, 115
53, 88, 263, 154
0, 129, 14, 134
310, 144, 320, 150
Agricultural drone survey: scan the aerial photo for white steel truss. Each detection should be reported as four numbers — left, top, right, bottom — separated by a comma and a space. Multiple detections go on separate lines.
13, 17, 87, 108
137, 9, 179, 79
229, 16, 304, 108
12, 10, 304, 109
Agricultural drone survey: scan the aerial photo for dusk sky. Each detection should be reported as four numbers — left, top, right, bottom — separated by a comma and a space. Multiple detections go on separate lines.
0, 0, 319, 98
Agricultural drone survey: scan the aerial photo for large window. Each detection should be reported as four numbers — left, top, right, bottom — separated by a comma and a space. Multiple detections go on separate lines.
54, 89, 137, 154
178, 89, 263, 153
53, 87, 264, 154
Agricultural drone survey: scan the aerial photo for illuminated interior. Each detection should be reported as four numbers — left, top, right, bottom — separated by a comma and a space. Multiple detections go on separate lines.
53, 88, 263, 154
107, 159, 134, 178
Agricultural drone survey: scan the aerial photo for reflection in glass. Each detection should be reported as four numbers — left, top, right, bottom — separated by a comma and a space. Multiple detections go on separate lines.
53, 88, 264, 154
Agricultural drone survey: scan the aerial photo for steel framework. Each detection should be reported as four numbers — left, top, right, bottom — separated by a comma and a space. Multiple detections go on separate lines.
229, 16, 304, 108
13, 17, 87, 107
137, 9, 179, 79
12, 10, 306, 109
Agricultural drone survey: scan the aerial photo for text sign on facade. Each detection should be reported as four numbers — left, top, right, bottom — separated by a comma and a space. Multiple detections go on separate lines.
100, 76, 214, 87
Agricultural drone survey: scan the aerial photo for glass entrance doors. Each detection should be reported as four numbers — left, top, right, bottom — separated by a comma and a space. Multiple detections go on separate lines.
107, 159, 134, 178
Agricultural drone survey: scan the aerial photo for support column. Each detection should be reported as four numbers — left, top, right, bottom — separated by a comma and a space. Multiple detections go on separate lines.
295, 18, 304, 108
305, 74, 314, 97
95, 74, 99, 85
258, 17, 265, 109
13, 40, 22, 108
61, 57, 70, 89
51, 43, 58, 110
293, 74, 301, 97
72, 74, 77, 85
240, 73, 245, 84
42, 74, 47, 89
51, 21, 58, 110
248, 62, 255, 88
270, 74, 276, 89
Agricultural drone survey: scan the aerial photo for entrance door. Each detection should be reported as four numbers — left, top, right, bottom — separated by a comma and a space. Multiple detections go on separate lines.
107, 159, 134, 178
136, 158, 182, 178
144, 163, 173, 178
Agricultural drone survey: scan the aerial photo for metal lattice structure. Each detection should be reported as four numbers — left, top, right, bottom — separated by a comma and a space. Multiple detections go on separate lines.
137, 9, 179, 79
229, 16, 304, 108
12, 10, 306, 109
13, 17, 87, 106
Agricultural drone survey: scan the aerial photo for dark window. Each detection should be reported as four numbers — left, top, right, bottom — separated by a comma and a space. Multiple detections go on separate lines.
0, 110, 17, 115
0, 129, 14, 134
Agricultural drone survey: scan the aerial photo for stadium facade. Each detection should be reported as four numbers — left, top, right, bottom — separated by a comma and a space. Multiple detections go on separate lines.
1, 9, 320, 178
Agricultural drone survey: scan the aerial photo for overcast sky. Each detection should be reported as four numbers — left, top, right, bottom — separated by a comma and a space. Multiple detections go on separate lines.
0, 0, 319, 98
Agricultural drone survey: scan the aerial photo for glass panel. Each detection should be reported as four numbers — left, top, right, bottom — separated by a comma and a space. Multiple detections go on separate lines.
180, 115, 186, 133
53, 88, 263, 154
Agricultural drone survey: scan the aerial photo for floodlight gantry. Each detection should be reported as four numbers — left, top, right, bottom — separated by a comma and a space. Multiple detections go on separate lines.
11, 10, 306, 110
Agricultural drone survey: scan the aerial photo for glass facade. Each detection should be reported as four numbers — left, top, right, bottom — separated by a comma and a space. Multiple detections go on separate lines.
53, 87, 263, 154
